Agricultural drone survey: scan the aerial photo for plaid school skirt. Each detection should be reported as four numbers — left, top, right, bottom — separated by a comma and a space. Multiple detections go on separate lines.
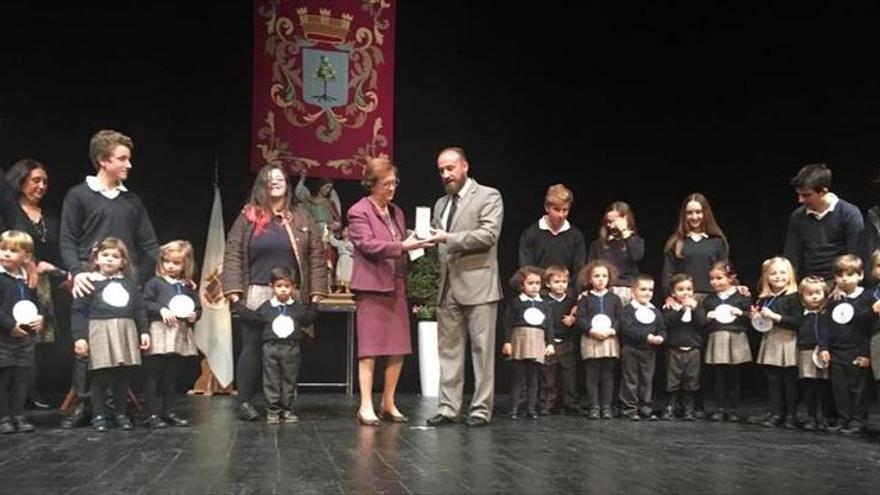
797, 349, 829, 380
510, 326, 547, 364
756, 327, 798, 367
581, 334, 620, 360
145, 320, 197, 357
705, 331, 751, 365
88, 318, 141, 370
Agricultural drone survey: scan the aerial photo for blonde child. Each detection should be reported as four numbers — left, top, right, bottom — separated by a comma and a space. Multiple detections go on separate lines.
823, 254, 873, 436
72, 238, 150, 432
796, 276, 832, 431
702, 261, 751, 422
539, 265, 580, 414
575, 259, 623, 419
502, 266, 555, 419
751, 257, 801, 428
142, 240, 201, 428
0, 231, 43, 434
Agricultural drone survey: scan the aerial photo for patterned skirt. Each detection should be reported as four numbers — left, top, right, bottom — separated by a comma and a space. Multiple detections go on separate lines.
581, 334, 620, 360
611, 286, 632, 306
871, 333, 880, 381
145, 320, 197, 356
510, 327, 547, 364
798, 349, 829, 380
705, 331, 751, 365
756, 327, 798, 367
88, 318, 141, 370
35, 273, 57, 343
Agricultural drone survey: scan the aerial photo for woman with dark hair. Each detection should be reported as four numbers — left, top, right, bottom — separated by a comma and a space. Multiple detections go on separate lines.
588, 201, 645, 305
347, 158, 431, 425
6, 158, 63, 410
662, 193, 730, 300
221, 165, 326, 421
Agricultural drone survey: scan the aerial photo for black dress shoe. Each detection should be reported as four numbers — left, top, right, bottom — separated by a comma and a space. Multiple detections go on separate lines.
146, 414, 168, 429
0, 416, 15, 434
165, 412, 189, 427
465, 416, 490, 427
13, 416, 34, 433
61, 403, 89, 429
426, 413, 460, 426
91, 414, 108, 432
526, 411, 538, 420
115, 414, 133, 431
237, 402, 260, 421
26, 399, 51, 411
840, 420, 866, 436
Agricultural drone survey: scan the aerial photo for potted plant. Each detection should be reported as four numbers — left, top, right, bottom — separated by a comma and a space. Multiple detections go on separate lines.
407, 247, 441, 397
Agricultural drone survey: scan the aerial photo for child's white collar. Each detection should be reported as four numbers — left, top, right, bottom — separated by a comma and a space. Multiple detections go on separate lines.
0, 265, 27, 280
590, 289, 609, 297
519, 293, 542, 302
270, 297, 295, 307
717, 287, 736, 299
90, 272, 124, 281
844, 286, 864, 299
86, 175, 128, 199
547, 292, 567, 302
630, 300, 655, 310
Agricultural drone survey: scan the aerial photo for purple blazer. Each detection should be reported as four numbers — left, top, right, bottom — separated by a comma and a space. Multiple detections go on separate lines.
348, 197, 406, 293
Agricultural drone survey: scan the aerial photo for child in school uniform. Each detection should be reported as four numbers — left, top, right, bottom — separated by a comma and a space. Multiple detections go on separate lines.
576, 259, 623, 419
235, 266, 316, 424
867, 250, 880, 403
751, 257, 802, 429
587, 202, 645, 305
618, 274, 666, 421
502, 266, 555, 419
539, 265, 581, 415
72, 237, 150, 432
702, 261, 752, 422
822, 254, 874, 436
661, 274, 705, 421
0, 231, 44, 434
142, 240, 202, 428
796, 276, 832, 431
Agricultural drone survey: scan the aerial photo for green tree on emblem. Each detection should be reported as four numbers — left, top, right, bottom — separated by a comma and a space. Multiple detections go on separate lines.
313, 55, 337, 102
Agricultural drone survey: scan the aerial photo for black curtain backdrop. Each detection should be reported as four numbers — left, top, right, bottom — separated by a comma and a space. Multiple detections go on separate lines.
2, 1, 879, 395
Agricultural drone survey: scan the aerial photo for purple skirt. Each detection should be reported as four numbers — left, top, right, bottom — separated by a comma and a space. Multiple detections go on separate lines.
355, 277, 412, 358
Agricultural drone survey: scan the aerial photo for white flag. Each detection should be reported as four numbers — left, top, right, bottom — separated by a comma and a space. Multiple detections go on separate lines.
194, 185, 234, 387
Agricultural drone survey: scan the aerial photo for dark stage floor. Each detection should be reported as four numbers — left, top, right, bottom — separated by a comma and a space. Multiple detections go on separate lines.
1, 394, 879, 494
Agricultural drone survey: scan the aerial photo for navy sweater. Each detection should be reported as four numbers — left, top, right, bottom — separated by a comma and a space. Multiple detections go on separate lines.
783, 198, 863, 280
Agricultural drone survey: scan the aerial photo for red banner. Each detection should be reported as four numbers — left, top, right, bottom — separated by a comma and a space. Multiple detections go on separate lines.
252, 0, 395, 179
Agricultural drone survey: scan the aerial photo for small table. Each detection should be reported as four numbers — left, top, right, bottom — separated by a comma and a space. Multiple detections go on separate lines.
297, 302, 356, 395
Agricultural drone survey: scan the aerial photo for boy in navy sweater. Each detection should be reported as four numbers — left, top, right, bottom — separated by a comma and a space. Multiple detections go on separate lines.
619, 274, 666, 420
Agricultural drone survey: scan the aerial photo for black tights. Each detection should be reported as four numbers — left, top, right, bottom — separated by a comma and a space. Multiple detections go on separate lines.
766, 366, 798, 417
585, 358, 616, 409
143, 355, 181, 415
800, 379, 833, 419
510, 360, 539, 413
89, 367, 130, 417
0, 366, 28, 417
712, 365, 741, 412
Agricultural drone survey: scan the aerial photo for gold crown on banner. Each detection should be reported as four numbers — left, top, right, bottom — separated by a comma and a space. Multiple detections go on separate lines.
297, 7, 353, 43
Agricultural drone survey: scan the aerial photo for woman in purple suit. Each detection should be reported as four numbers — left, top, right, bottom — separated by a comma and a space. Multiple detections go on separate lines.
348, 158, 431, 425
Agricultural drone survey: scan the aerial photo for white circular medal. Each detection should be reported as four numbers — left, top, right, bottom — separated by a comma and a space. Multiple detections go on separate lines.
12, 300, 39, 324
523, 307, 546, 326
635, 307, 656, 324
714, 304, 737, 324
102, 281, 130, 308
751, 315, 773, 333
168, 294, 195, 318
812, 346, 828, 369
591, 314, 612, 331
272, 315, 295, 338
832, 303, 854, 324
